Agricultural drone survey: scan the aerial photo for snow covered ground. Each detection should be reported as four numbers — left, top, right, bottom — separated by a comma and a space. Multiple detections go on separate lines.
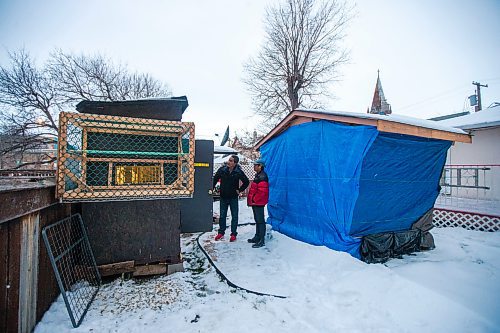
36, 200, 500, 333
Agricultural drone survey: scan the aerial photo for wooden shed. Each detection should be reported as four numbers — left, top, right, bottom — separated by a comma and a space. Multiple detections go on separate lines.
255, 109, 471, 262
61, 97, 194, 275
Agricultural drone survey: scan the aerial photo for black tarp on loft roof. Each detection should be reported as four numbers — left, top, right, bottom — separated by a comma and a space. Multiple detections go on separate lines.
76, 96, 189, 121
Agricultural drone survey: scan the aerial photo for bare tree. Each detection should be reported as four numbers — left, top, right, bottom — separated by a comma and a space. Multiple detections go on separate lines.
0, 49, 59, 169
0, 49, 172, 169
0, 49, 59, 131
47, 50, 171, 103
243, 0, 352, 130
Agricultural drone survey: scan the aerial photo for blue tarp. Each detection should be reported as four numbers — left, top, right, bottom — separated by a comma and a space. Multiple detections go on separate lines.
351, 133, 451, 237
260, 120, 451, 258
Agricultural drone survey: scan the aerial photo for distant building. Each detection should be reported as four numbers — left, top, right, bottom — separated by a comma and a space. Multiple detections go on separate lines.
230, 134, 261, 161
0, 134, 57, 170
434, 104, 500, 203
367, 71, 392, 115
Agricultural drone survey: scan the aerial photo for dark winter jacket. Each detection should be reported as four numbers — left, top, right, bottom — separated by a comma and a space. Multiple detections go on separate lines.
213, 164, 250, 199
247, 170, 269, 206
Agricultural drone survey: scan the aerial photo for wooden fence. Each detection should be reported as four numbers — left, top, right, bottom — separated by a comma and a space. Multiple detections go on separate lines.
0, 183, 78, 333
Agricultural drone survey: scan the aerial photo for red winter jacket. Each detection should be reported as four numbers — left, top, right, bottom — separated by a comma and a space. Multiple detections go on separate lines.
247, 170, 269, 206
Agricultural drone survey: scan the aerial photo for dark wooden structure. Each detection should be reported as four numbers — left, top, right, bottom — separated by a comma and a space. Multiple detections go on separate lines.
180, 139, 214, 233
77, 97, 190, 272
82, 200, 181, 266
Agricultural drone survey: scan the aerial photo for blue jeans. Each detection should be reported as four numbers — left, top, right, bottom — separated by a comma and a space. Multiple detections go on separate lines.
219, 197, 239, 236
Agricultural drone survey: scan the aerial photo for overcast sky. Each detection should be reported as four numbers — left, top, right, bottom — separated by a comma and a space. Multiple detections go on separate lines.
1, 0, 499, 140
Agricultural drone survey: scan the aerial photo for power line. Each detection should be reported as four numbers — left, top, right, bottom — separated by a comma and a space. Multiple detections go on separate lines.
398, 84, 469, 112
477, 77, 500, 82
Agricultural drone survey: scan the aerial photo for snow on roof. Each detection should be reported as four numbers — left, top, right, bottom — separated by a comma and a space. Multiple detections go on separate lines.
255, 108, 471, 149
214, 153, 253, 164
213, 146, 238, 154
297, 109, 468, 135
435, 105, 500, 130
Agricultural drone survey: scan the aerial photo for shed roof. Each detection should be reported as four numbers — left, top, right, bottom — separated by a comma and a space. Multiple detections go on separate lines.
255, 109, 471, 149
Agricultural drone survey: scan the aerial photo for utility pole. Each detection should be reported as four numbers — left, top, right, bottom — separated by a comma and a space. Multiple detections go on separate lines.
472, 81, 488, 111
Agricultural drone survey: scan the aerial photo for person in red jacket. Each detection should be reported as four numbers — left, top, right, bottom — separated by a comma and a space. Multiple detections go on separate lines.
247, 159, 269, 248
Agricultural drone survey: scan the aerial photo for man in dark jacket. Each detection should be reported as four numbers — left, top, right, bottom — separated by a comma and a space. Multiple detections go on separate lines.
247, 159, 269, 248
213, 155, 250, 242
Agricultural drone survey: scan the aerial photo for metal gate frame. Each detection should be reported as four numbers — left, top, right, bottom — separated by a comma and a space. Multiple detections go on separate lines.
42, 214, 101, 328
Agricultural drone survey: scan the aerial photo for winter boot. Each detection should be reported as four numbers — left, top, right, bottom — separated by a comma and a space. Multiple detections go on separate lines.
252, 239, 265, 248
229, 234, 237, 242
247, 235, 259, 243
215, 233, 224, 241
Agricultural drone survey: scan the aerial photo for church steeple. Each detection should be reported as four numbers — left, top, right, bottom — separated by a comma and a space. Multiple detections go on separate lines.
368, 70, 392, 115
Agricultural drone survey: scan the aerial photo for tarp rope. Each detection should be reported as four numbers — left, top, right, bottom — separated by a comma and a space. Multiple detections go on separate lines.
196, 223, 287, 299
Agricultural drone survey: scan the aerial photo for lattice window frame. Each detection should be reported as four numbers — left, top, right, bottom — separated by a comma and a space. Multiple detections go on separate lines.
56, 112, 195, 202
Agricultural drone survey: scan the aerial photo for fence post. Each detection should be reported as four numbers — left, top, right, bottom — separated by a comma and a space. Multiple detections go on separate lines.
18, 212, 39, 333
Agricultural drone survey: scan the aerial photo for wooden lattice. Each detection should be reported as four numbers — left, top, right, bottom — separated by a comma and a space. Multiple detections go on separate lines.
56, 112, 195, 202
213, 162, 254, 180
433, 208, 500, 232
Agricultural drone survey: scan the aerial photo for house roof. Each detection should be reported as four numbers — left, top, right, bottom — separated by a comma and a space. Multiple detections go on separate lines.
428, 111, 470, 122
435, 105, 500, 130
255, 109, 471, 149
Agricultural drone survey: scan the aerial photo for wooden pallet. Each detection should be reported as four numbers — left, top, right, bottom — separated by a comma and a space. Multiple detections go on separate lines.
97, 259, 184, 278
